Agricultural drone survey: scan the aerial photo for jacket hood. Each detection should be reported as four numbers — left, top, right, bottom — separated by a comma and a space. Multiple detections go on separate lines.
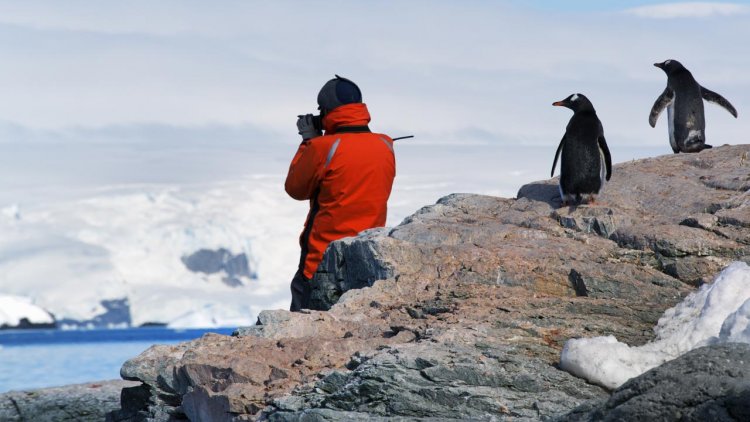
323, 103, 371, 133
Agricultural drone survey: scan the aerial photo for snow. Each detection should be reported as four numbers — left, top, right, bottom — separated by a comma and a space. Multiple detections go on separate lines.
0, 294, 54, 327
560, 261, 750, 389
0, 177, 303, 327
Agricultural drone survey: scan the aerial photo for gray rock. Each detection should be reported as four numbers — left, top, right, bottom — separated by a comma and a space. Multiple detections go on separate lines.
0, 380, 138, 422
233, 309, 294, 337
553, 207, 624, 239
310, 228, 402, 310
109, 145, 750, 422
557, 343, 750, 422
265, 342, 606, 421
308, 146, 749, 311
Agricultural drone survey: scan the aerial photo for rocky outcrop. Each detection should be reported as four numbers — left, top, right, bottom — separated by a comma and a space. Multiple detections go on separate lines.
111, 145, 750, 421
557, 343, 750, 422
0, 380, 138, 422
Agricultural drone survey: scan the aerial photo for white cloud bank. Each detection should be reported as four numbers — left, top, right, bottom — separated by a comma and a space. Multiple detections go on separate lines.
560, 261, 750, 389
625, 2, 750, 19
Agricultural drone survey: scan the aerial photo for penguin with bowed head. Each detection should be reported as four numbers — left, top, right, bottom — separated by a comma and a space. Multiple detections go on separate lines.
649, 59, 738, 153
551, 93, 612, 207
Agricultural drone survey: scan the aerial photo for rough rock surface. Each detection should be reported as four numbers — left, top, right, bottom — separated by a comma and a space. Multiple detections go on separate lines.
557, 343, 750, 422
110, 145, 750, 421
0, 380, 138, 422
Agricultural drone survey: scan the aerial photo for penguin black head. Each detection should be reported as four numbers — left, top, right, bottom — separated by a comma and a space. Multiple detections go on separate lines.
552, 93, 594, 112
654, 59, 686, 75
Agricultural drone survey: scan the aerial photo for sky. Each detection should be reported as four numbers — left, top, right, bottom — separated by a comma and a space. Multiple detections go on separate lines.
0, 0, 749, 217
0, 0, 747, 151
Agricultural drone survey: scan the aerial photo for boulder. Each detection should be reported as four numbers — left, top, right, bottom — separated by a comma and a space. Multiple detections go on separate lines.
0, 380, 138, 422
109, 145, 750, 421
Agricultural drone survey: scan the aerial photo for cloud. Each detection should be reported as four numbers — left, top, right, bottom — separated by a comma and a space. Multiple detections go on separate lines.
0, 1, 746, 149
624, 2, 750, 19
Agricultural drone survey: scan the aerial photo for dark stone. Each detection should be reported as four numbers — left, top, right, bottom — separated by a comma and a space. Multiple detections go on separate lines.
264, 343, 606, 420
106, 383, 152, 421
554, 207, 620, 239
568, 269, 588, 297
0, 380, 139, 422
309, 230, 395, 311
556, 343, 750, 422
517, 182, 561, 207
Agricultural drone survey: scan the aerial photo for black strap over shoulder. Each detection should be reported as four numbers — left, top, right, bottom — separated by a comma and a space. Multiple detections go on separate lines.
333, 125, 371, 134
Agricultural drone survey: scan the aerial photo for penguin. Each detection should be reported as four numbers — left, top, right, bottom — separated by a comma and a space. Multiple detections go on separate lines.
551, 94, 612, 206
650, 59, 738, 153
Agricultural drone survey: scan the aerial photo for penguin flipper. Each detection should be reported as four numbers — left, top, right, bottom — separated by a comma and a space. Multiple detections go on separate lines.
598, 135, 612, 181
701, 86, 738, 118
649, 88, 674, 128
551, 136, 564, 177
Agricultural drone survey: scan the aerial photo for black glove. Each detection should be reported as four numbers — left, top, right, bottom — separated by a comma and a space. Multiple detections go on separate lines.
297, 114, 322, 140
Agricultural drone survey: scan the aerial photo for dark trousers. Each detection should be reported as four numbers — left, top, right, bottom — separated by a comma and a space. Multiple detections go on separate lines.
290, 270, 311, 312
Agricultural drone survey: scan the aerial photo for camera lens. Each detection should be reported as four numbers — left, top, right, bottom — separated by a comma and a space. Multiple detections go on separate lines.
312, 115, 323, 131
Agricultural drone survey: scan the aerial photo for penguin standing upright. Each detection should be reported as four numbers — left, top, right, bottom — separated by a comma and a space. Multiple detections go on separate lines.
650, 59, 738, 153
551, 93, 612, 206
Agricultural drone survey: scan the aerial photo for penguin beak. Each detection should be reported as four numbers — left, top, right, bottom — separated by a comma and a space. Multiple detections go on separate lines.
552, 101, 565, 107
654, 62, 663, 69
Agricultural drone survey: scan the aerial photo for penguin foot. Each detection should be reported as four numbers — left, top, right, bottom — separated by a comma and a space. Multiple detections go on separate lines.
578, 194, 597, 205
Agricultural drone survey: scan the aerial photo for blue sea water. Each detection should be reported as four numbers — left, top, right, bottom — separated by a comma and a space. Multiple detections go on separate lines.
0, 327, 235, 393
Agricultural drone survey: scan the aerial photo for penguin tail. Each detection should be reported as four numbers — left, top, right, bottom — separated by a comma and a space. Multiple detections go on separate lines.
703, 144, 713, 150
683, 130, 707, 153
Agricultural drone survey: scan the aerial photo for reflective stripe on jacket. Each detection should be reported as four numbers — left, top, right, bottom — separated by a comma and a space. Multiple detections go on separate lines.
285, 103, 396, 279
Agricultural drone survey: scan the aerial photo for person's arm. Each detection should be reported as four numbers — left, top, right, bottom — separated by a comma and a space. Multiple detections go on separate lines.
285, 139, 324, 200
285, 114, 326, 200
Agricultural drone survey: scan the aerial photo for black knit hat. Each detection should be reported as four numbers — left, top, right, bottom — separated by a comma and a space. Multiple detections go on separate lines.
317, 75, 362, 112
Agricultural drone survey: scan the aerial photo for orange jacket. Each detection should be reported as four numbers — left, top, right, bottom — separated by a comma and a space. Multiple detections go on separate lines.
285, 103, 396, 279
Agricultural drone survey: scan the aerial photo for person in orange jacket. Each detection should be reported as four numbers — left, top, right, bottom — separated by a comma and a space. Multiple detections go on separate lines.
285, 75, 396, 312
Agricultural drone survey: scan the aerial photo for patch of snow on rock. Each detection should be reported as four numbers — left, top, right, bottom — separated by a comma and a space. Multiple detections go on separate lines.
560, 261, 750, 389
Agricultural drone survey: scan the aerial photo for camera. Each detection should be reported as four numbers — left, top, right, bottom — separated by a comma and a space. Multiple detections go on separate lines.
311, 114, 323, 131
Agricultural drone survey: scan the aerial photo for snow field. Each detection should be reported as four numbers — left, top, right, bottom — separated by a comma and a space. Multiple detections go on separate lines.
0, 176, 306, 328
0, 294, 54, 327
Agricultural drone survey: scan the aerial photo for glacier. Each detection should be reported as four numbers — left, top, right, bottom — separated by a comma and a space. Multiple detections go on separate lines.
0, 294, 54, 328
0, 177, 305, 328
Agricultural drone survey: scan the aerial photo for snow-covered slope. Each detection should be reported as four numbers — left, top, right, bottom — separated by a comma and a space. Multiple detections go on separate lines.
0, 177, 306, 328
0, 294, 54, 328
